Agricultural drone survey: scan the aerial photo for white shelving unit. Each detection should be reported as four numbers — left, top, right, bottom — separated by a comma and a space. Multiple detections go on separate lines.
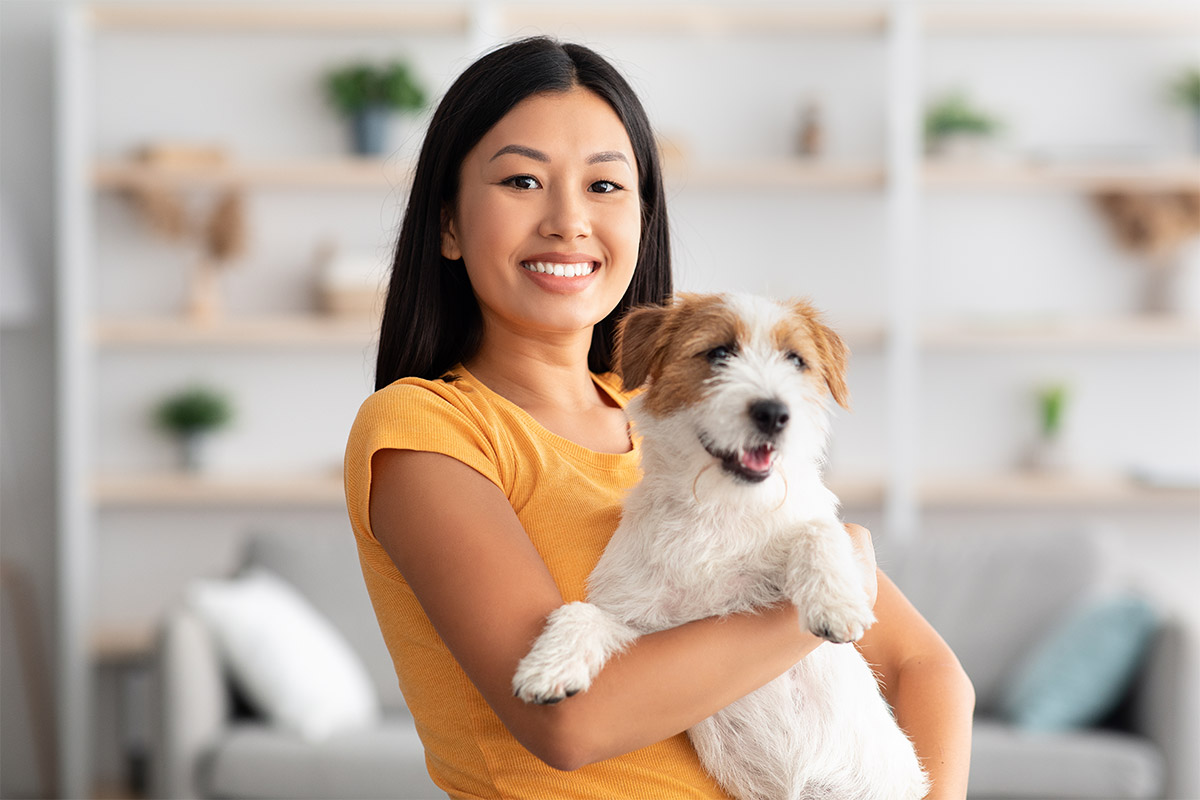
56, 2, 1200, 796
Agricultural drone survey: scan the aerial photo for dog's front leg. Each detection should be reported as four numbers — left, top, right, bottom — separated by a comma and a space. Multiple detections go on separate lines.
784, 519, 876, 644
512, 602, 639, 705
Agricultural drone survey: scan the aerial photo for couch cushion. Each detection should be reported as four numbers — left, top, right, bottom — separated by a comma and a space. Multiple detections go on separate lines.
999, 593, 1158, 732
878, 529, 1103, 712
968, 719, 1164, 799
188, 568, 380, 740
245, 531, 406, 712
204, 716, 444, 800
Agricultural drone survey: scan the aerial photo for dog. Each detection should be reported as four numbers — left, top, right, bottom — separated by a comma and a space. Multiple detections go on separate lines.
512, 293, 929, 800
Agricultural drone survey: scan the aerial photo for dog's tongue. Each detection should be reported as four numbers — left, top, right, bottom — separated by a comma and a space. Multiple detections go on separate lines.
740, 444, 774, 473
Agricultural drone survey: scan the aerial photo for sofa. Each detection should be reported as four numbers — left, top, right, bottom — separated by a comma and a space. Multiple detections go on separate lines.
152, 528, 1190, 799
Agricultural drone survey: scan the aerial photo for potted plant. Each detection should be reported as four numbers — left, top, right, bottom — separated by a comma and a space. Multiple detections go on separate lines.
924, 91, 1003, 160
1168, 65, 1200, 154
325, 60, 427, 156
154, 385, 234, 472
1025, 383, 1070, 473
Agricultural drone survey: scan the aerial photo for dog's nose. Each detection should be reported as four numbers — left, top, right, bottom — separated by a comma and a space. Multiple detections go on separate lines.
749, 400, 789, 434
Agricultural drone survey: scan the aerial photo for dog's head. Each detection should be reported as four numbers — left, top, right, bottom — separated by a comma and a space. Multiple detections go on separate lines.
616, 293, 849, 484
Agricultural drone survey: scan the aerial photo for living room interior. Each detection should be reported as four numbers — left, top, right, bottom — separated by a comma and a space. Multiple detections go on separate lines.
1, 1, 1198, 799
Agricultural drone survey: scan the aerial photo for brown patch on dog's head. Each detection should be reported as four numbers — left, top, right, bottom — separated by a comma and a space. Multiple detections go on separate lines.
774, 299, 851, 411
616, 294, 747, 415
617, 293, 850, 417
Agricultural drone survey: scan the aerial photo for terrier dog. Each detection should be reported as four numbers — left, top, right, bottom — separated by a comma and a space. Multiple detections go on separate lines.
512, 293, 928, 800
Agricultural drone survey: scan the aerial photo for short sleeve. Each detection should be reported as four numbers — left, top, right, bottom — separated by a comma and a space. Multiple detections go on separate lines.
344, 379, 505, 547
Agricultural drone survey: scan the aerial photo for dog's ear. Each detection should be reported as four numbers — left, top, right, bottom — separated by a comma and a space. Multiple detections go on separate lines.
813, 319, 851, 410
616, 304, 672, 391
791, 299, 851, 411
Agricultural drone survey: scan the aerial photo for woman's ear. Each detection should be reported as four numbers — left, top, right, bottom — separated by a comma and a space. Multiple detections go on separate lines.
441, 209, 462, 261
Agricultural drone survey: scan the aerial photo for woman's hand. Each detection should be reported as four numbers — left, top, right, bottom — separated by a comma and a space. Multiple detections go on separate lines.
845, 523, 878, 609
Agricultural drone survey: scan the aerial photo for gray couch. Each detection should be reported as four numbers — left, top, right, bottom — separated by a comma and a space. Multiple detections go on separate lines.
151, 532, 442, 799
153, 528, 1188, 799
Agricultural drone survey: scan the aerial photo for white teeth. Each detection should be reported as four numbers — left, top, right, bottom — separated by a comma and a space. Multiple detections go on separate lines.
522, 261, 595, 277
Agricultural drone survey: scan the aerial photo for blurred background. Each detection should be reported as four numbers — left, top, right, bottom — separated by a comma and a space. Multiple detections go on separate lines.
2, 1, 1198, 798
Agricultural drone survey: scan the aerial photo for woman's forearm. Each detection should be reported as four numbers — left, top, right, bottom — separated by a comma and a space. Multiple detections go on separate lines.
519, 603, 824, 770
890, 655, 976, 799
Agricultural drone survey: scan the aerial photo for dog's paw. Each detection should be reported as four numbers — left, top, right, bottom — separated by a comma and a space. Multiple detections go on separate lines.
511, 602, 636, 705
805, 598, 876, 644
512, 652, 595, 705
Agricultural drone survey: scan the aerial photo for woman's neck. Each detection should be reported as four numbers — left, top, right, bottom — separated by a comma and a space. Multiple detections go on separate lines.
465, 331, 612, 414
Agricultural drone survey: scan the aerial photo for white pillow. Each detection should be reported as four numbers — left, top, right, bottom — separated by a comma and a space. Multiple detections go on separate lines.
187, 567, 381, 740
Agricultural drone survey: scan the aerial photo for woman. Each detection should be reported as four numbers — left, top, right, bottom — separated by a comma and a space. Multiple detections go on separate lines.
345, 36, 974, 799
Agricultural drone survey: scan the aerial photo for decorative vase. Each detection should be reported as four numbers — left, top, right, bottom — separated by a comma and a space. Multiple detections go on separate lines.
179, 431, 207, 472
928, 132, 992, 162
1024, 434, 1069, 474
350, 105, 391, 156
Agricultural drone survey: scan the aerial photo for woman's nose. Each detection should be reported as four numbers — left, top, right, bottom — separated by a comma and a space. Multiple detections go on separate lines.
538, 187, 591, 240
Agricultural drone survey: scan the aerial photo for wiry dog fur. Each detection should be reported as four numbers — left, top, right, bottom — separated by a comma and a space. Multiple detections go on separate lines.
512, 293, 929, 800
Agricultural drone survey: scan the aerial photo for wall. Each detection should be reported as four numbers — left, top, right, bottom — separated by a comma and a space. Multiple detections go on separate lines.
1, 2, 62, 797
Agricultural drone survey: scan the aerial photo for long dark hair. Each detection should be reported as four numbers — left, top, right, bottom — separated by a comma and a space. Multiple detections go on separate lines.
374, 37, 672, 389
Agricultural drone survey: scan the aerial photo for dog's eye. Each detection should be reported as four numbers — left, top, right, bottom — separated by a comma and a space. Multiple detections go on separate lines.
706, 345, 734, 364
787, 352, 807, 370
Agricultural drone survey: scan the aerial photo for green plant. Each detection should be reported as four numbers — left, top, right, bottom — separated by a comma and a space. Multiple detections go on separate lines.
1037, 384, 1069, 438
325, 60, 426, 116
155, 386, 233, 435
924, 91, 1002, 143
1168, 66, 1200, 111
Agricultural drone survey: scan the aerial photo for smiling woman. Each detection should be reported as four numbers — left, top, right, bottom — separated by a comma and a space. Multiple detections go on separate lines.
345, 35, 973, 800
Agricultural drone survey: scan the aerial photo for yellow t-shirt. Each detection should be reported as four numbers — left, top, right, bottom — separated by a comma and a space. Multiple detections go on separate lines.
344, 366, 729, 799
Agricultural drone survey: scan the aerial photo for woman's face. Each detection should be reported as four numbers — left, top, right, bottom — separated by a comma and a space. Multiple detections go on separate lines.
443, 87, 642, 346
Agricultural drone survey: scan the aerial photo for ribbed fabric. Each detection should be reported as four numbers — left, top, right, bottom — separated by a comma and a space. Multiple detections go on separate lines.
344, 366, 729, 799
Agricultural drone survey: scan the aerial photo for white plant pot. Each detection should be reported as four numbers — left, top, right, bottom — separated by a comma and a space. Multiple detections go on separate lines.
928, 132, 994, 162
1024, 434, 1070, 474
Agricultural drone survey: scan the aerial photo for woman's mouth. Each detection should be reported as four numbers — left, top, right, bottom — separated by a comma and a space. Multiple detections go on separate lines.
521, 261, 597, 277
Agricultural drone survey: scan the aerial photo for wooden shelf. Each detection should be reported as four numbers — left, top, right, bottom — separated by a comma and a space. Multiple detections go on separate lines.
94, 472, 347, 507
94, 314, 378, 347
922, 317, 1200, 350
90, 625, 155, 664
89, 3, 470, 33
923, 3, 1200, 34
923, 160, 1200, 191
501, 4, 888, 34
94, 158, 409, 190
668, 160, 886, 189
921, 473, 1200, 510
827, 478, 887, 507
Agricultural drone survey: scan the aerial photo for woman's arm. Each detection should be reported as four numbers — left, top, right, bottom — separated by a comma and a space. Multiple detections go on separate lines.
369, 448, 826, 770
856, 570, 976, 800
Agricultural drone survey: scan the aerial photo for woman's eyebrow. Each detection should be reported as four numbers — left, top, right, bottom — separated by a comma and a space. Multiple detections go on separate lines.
488, 145, 630, 166
587, 150, 631, 166
490, 144, 549, 163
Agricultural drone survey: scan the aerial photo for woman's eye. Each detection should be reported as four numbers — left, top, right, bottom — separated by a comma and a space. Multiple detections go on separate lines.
590, 179, 623, 194
503, 175, 540, 190
706, 345, 733, 364
787, 352, 807, 370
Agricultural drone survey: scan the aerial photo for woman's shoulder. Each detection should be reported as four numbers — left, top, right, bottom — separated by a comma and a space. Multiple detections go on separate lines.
358, 370, 488, 426
346, 369, 510, 496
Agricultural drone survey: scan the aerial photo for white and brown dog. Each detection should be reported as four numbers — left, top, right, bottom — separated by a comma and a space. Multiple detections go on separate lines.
513, 293, 928, 800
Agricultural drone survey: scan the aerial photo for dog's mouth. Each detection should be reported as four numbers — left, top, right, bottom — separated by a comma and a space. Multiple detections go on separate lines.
700, 435, 776, 483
